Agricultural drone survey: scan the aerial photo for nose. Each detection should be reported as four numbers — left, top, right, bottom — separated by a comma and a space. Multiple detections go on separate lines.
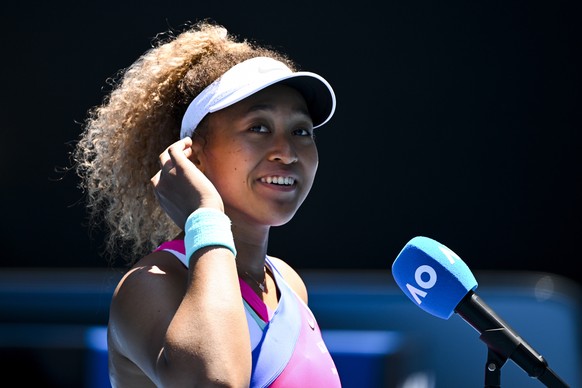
268, 134, 298, 164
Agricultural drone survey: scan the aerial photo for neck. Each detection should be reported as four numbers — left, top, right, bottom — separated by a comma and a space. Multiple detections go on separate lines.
230, 233, 269, 273
237, 263, 268, 293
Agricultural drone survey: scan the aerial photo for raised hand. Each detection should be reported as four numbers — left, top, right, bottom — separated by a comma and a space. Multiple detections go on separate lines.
151, 137, 224, 229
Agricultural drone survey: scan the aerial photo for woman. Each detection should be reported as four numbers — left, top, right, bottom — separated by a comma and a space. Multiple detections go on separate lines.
74, 20, 340, 387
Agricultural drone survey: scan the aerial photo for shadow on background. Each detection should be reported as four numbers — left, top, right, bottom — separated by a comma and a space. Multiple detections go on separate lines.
0, 268, 579, 387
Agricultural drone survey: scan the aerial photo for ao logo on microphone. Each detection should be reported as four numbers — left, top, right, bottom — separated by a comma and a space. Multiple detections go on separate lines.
392, 236, 477, 319
406, 245, 461, 305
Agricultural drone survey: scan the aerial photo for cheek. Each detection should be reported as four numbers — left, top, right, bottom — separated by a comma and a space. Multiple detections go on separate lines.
204, 151, 248, 189
301, 156, 319, 196
305, 149, 319, 175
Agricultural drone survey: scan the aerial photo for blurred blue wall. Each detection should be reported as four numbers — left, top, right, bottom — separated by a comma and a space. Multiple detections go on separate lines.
0, 269, 579, 387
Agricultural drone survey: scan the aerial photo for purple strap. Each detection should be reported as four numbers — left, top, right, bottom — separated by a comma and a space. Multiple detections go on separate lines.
249, 256, 301, 387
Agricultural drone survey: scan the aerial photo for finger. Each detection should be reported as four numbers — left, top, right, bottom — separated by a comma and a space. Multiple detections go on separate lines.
168, 140, 195, 170
158, 146, 172, 172
158, 136, 190, 164
182, 136, 193, 147
158, 137, 194, 174
150, 170, 161, 186
159, 154, 175, 174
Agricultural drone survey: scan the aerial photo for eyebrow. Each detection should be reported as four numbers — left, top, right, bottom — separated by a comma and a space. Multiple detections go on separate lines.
246, 102, 311, 118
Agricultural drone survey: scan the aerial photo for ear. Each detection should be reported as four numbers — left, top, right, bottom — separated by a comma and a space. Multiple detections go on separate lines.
188, 137, 205, 172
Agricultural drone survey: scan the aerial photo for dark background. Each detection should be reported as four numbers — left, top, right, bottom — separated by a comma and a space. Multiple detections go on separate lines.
2, 1, 580, 285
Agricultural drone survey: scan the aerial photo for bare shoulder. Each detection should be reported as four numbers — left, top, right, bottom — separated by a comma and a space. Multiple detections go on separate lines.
108, 250, 188, 384
268, 256, 308, 304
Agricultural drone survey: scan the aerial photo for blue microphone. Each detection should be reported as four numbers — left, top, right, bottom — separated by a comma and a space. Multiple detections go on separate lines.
392, 236, 569, 387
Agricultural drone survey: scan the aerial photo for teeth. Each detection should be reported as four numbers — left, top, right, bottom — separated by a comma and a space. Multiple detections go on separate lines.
261, 176, 295, 185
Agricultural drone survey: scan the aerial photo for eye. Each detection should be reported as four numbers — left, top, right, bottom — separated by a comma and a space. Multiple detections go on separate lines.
248, 124, 270, 133
293, 127, 313, 137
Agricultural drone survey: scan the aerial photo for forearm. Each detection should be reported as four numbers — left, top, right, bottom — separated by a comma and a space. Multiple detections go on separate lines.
157, 246, 251, 387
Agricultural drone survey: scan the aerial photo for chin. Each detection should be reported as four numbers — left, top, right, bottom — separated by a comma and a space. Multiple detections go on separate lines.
269, 211, 298, 227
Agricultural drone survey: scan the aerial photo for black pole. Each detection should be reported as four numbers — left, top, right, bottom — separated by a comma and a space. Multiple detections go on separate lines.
456, 292, 569, 387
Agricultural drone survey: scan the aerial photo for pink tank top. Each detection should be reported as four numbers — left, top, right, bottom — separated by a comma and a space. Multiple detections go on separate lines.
155, 240, 342, 387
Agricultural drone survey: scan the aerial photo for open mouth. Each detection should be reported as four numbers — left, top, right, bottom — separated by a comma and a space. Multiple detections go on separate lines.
260, 176, 295, 186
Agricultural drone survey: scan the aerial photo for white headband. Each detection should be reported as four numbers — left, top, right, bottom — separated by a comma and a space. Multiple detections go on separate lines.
180, 56, 336, 139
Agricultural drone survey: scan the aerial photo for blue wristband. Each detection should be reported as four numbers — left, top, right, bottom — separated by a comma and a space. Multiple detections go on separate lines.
184, 208, 237, 267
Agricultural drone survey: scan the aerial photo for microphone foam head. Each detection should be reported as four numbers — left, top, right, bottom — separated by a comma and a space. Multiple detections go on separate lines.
392, 236, 478, 319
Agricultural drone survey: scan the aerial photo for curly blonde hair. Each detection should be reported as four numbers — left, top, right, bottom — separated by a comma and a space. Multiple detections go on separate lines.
73, 20, 296, 266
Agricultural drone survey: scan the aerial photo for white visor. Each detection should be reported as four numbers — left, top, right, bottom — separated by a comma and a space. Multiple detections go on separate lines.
180, 56, 336, 139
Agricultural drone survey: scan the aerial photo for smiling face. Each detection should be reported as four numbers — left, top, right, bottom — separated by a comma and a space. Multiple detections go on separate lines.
191, 84, 319, 228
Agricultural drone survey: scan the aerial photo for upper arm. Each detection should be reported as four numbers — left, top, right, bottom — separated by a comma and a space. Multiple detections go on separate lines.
108, 251, 188, 384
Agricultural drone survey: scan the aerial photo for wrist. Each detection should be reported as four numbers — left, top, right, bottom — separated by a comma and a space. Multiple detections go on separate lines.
184, 208, 237, 267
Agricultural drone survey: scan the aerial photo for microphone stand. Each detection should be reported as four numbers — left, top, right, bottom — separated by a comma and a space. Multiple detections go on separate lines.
456, 292, 570, 388
484, 349, 505, 387
481, 328, 516, 387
